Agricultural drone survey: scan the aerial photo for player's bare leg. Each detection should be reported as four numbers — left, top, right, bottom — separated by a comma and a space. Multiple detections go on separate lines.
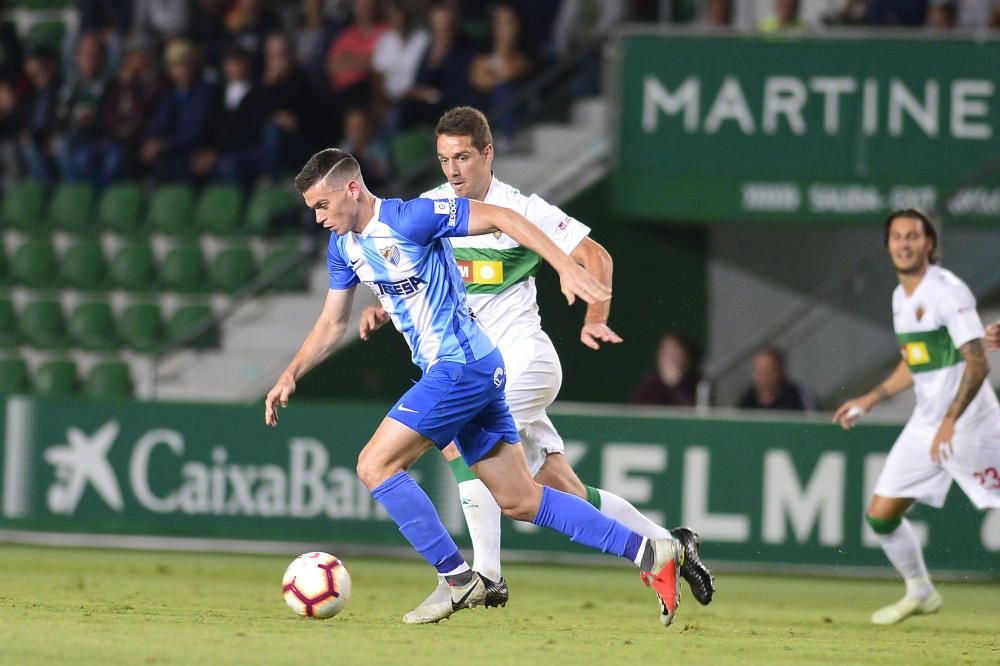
866, 494, 942, 624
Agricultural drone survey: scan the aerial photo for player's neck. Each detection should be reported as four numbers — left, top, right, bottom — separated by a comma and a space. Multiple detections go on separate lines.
354, 191, 377, 234
897, 263, 929, 296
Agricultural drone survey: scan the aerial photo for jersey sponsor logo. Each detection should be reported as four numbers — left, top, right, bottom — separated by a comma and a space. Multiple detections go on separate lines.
902, 341, 930, 365
434, 201, 449, 215
379, 244, 401, 266
558, 217, 569, 231
364, 276, 427, 297
456, 259, 503, 285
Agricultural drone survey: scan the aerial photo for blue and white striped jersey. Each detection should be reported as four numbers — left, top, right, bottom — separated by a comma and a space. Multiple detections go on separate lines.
327, 197, 496, 371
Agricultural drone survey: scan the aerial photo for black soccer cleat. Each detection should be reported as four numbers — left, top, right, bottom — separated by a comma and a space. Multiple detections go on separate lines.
670, 527, 715, 605
481, 575, 509, 608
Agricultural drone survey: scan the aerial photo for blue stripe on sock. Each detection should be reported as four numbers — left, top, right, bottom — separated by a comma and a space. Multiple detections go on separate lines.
371, 471, 464, 573
531, 485, 639, 558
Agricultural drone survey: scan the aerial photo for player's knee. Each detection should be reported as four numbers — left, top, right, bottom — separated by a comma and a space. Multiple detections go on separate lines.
865, 513, 902, 535
356, 451, 392, 490
497, 486, 543, 522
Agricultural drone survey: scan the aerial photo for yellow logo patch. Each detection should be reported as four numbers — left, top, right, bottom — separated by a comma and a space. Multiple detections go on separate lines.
904, 341, 930, 365
456, 260, 503, 284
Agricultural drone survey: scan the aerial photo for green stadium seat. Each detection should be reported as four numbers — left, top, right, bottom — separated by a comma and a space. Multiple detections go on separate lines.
34, 358, 79, 396
119, 303, 163, 352
195, 184, 242, 235
167, 304, 218, 349
19, 299, 66, 349
1, 181, 46, 230
84, 360, 133, 398
245, 186, 295, 235
160, 244, 207, 293
109, 243, 156, 291
0, 357, 30, 394
391, 129, 435, 173
262, 246, 307, 292
25, 21, 66, 50
0, 299, 17, 347
11, 239, 57, 288
209, 246, 256, 294
148, 183, 196, 236
60, 240, 107, 290
46, 182, 96, 232
96, 182, 144, 234
68, 301, 118, 351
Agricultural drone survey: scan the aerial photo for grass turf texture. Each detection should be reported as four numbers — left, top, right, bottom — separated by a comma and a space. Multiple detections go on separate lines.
1, 545, 998, 665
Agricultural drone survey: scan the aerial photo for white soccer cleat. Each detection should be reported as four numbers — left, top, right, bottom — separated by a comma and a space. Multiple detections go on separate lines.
639, 537, 683, 627
871, 590, 943, 625
402, 572, 486, 624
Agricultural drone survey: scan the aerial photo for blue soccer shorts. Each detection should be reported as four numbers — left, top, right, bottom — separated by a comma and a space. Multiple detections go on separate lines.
388, 347, 521, 465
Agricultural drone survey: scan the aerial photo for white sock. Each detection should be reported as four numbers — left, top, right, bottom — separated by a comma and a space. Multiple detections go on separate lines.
878, 518, 934, 599
632, 537, 650, 567
458, 478, 503, 581
597, 489, 671, 540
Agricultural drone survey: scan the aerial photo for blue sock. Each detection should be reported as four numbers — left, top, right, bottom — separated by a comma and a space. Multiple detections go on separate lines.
532, 486, 644, 561
371, 471, 466, 574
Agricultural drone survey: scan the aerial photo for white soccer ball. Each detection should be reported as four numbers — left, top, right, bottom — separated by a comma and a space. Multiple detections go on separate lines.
282, 552, 352, 619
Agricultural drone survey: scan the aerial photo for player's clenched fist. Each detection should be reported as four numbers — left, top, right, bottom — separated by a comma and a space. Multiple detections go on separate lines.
264, 374, 297, 426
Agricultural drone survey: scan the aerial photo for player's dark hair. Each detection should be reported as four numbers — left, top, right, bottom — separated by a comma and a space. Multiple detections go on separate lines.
294, 148, 362, 193
883, 208, 941, 265
436, 106, 493, 153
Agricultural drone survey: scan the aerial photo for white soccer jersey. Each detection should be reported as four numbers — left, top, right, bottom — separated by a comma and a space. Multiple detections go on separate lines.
420, 177, 591, 345
892, 265, 1000, 429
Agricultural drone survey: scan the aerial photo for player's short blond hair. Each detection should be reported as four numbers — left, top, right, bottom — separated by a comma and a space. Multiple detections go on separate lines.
435, 107, 493, 153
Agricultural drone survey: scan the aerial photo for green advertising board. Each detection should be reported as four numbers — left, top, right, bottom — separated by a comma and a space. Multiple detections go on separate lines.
2, 397, 998, 576
614, 30, 1000, 223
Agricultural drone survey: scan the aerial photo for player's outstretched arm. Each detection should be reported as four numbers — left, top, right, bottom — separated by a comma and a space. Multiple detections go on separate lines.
986, 321, 1000, 352
265, 288, 355, 426
570, 237, 622, 350
466, 200, 611, 306
832, 360, 913, 429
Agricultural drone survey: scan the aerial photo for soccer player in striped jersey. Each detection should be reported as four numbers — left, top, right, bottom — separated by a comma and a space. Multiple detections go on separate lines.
834, 209, 1000, 625
265, 148, 702, 627
358, 107, 714, 624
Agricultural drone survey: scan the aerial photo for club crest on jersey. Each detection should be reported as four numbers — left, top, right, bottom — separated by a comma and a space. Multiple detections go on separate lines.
915, 304, 925, 321
492, 230, 502, 240
380, 244, 401, 266
493, 367, 505, 388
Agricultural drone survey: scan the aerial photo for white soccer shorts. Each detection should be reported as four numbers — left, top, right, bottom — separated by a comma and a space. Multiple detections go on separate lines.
496, 329, 566, 477
874, 415, 1000, 509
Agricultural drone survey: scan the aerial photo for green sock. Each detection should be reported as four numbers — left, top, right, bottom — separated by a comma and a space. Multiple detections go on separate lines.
584, 484, 602, 509
448, 456, 477, 483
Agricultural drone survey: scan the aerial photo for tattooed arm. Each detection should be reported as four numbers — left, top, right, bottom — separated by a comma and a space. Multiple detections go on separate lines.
931, 338, 990, 463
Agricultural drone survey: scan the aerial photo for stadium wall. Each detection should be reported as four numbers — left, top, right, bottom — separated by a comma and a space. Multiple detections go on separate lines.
2, 396, 998, 577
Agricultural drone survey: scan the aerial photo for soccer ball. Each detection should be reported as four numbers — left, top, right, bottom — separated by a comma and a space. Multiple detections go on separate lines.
282, 552, 352, 619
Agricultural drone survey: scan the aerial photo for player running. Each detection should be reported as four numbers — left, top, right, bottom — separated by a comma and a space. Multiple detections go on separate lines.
834, 209, 1000, 625
265, 148, 702, 627
358, 107, 713, 624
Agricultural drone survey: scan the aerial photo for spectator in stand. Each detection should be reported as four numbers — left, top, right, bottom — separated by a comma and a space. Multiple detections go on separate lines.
372, 0, 430, 134
17, 46, 61, 186
130, 0, 192, 45
53, 33, 108, 186
96, 35, 168, 185
865, 0, 929, 25
260, 32, 319, 181
758, 0, 808, 30
469, 2, 535, 145
703, 0, 733, 26
325, 0, 387, 108
293, 0, 350, 88
339, 106, 391, 190
631, 333, 702, 407
0, 2, 24, 82
223, 0, 283, 70
509, 0, 561, 58
192, 46, 268, 187
142, 39, 217, 181
552, 0, 626, 97
992, 0, 1000, 26
188, 0, 230, 74
926, 0, 958, 26
738, 346, 808, 411
0, 78, 19, 188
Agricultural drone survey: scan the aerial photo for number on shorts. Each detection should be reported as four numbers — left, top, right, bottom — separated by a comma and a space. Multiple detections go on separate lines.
973, 467, 1000, 490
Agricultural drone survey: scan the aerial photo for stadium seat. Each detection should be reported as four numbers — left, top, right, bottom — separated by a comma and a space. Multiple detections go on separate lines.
24, 21, 66, 50
109, 243, 157, 291
148, 183, 196, 235
391, 129, 435, 174
11, 239, 57, 288
34, 358, 79, 396
60, 240, 107, 290
1, 181, 45, 230
245, 186, 296, 235
262, 246, 307, 291
209, 246, 256, 294
0, 299, 17, 347
167, 304, 218, 348
119, 303, 163, 352
19, 299, 66, 349
195, 184, 242, 235
67, 301, 118, 351
84, 360, 133, 398
47, 182, 96, 232
96, 181, 143, 234
160, 243, 207, 293
0, 357, 29, 394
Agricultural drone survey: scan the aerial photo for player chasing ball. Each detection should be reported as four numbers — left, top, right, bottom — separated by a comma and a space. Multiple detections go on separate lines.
264, 147, 714, 627
834, 209, 1000, 625
358, 107, 714, 623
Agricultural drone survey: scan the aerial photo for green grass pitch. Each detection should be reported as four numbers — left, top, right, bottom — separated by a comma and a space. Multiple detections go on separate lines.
1, 544, 998, 665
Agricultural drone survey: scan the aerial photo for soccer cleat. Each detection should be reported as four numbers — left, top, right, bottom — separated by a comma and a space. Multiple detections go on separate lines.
639, 537, 683, 627
401, 572, 487, 625
481, 575, 509, 608
871, 590, 943, 625
670, 527, 715, 605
